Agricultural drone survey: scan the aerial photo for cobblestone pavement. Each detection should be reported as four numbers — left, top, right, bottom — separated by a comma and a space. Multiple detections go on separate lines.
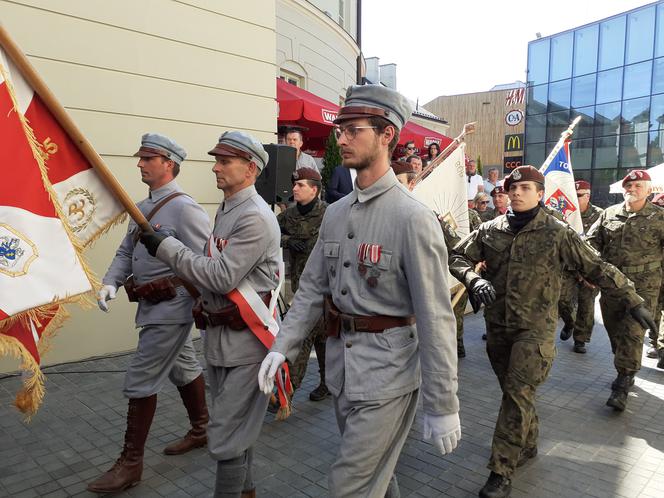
1, 306, 664, 498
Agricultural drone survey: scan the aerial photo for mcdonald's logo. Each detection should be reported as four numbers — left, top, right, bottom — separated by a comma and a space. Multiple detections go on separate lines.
504, 134, 524, 152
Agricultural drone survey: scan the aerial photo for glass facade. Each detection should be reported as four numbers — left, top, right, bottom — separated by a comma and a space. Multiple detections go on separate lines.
525, 2, 664, 205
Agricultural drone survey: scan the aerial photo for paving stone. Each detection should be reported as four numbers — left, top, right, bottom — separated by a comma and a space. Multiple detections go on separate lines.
2, 311, 664, 497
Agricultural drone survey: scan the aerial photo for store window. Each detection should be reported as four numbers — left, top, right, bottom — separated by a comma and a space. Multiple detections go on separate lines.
571, 74, 596, 108
550, 32, 574, 82
548, 79, 571, 112
574, 24, 599, 76
626, 6, 656, 64
596, 67, 623, 104
599, 16, 626, 71
621, 97, 650, 135
623, 60, 652, 99
595, 102, 622, 136
527, 84, 548, 115
527, 39, 550, 86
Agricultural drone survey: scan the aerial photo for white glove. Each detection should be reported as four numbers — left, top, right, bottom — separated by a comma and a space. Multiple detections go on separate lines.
97, 285, 117, 312
258, 352, 286, 394
423, 412, 461, 455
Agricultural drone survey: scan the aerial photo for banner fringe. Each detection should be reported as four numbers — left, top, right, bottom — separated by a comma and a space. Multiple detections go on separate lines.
0, 60, 98, 294
82, 211, 127, 248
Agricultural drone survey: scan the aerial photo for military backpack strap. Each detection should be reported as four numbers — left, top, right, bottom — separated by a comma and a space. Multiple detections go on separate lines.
132, 192, 189, 245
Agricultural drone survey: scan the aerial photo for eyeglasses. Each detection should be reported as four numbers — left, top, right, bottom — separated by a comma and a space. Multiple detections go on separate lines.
334, 125, 378, 141
478, 201, 490, 204
406, 146, 415, 150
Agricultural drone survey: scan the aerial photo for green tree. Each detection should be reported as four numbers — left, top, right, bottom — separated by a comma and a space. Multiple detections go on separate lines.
476, 155, 483, 176
322, 129, 342, 188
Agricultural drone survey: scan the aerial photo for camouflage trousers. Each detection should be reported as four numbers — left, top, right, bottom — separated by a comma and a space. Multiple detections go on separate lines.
557, 274, 599, 343
289, 318, 326, 390
453, 292, 468, 343
656, 287, 664, 351
600, 283, 659, 375
485, 322, 556, 478
557, 272, 577, 330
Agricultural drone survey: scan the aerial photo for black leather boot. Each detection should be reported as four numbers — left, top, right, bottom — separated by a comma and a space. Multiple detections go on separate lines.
606, 374, 632, 411
479, 471, 512, 498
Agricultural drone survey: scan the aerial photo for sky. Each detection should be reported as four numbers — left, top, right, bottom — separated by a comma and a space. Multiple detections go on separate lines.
362, 0, 656, 106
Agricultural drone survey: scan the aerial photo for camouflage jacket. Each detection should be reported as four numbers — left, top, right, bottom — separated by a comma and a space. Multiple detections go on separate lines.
478, 209, 496, 223
439, 218, 461, 251
469, 209, 482, 231
277, 199, 327, 292
586, 201, 664, 292
450, 207, 643, 332
580, 203, 603, 234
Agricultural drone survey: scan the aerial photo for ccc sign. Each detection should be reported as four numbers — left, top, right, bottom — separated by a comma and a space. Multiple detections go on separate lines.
503, 156, 523, 174
504, 134, 524, 152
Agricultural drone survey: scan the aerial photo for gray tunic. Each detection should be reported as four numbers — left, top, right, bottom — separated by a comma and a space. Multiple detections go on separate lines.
102, 180, 210, 327
272, 168, 459, 415
156, 185, 281, 460
157, 185, 282, 367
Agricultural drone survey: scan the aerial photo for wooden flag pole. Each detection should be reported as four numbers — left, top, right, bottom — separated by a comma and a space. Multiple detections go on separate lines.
0, 25, 150, 231
412, 121, 476, 187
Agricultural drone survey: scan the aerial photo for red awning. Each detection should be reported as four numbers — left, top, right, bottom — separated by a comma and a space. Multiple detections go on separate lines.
276, 78, 451, 156
398, 120, 453, 158
277, 78, 339, 140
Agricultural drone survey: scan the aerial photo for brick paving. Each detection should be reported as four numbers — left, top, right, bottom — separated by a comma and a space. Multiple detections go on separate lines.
1, 306, 664, 497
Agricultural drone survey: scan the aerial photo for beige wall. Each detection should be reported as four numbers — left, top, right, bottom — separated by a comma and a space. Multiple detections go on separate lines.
411, 116, 450, 138
277, 0, 360, 104
424, 88, 526, 172
0, 0, 277, 371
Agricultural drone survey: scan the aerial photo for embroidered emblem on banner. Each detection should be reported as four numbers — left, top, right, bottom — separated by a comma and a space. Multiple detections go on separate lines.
0, 224, 38, 277
545, 189, 577, 221
64, 187, 97, 232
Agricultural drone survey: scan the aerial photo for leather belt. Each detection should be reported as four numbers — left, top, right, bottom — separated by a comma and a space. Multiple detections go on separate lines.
193, 293, 271, 330
324, 295, 415, 337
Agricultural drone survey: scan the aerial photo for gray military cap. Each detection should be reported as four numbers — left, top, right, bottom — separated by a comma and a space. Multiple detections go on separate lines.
133, 133, 187, 165
207, 131, 269, 171
333, 84, 413, 130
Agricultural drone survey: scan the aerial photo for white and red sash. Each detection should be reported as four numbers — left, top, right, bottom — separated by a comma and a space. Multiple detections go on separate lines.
206, 235, 292, 408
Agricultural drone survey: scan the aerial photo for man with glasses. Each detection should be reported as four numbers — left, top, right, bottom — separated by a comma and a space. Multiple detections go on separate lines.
258, 84, 460, 497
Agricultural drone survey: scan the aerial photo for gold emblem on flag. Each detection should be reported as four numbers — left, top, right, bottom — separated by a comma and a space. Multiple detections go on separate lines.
38, 137, 58, 161
0, 224, 38, 277
64, 187, 96, 233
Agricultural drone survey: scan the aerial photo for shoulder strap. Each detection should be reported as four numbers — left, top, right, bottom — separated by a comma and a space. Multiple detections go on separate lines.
145, 192, 188, 222
133, 192, 189, 244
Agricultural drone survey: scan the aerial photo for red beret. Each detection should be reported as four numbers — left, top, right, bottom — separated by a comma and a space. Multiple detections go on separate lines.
622, 169, 651, 187
391, 160, 415, 176
575, 180, 591, 191
491, 185, 506, 197
503, 165, 545, 191
291, 167, 321, 182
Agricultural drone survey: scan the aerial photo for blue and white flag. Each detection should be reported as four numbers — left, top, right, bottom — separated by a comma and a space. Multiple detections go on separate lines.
541, 140, 583, 233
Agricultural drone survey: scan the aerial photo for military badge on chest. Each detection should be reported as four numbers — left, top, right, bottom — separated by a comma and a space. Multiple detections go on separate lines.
357, 243, 382, 288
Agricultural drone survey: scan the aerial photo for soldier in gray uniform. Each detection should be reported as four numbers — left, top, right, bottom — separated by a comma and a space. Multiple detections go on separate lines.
258, 85, 461, 498
140, 131, 280, 498
449, 165, 654, 498
586, 170, 664, 410
87, 134, 211, 494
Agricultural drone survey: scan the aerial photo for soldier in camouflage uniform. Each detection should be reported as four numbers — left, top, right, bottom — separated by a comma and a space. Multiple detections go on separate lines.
651, 193, 664, 367
587, 170, 664, 406
566, 180, 603, 353
278, 167, 329, 401
450, 165, 653, 498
